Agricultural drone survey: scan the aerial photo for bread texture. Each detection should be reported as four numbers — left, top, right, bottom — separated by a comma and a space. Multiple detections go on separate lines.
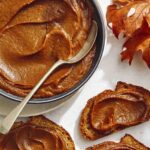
80, 82, 150, 140
28, 115, 75, 150
4, 115, 75, 150
121, 134, 150, 150
86, 134, 150, 150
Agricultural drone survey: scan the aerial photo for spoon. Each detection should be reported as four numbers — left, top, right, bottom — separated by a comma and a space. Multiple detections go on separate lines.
0, 21, 98, 134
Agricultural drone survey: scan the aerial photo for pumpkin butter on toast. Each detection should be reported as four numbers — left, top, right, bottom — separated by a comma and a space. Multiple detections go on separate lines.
86, 134, 150, 150
0, 115, 75, 150
80, 82, 150, 140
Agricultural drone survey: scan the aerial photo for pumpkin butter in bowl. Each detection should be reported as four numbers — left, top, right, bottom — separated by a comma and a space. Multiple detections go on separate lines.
0, 0, 105, 103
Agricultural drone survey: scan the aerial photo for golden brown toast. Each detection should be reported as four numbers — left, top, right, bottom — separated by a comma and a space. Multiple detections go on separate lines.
0, 115, 75, 150
86, 134, 150, 150
120, 134, 149, 150
80, 82, 150, 140
28, 115, 75, 150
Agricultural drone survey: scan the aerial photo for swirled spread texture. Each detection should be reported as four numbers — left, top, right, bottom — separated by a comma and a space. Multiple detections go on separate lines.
0, 116, 75, 150
86, 134, 150, 150
80, 82, 150, 140
0, 0, 94, 97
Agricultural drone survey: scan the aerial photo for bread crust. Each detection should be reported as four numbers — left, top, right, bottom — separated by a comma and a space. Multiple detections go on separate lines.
11, 115, 75, 150
86, 134, 150, 150
121, 134, 150, 150
80, 82, 150, 140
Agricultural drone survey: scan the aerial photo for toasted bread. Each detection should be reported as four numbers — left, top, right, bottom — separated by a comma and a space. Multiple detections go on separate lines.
28, 115, 75, 150
80, 90, 113, 140
80, 82, 150, 140
121, 134, 150, 150
86, 134, 150, 150
0, 115, 75, 150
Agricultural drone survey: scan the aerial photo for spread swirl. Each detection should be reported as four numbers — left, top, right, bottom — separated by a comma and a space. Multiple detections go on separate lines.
0, 0, 94, 98
86, 134, 150, 150
0, 125, 65, 150
91, 89, 148, 133
0, 116, 75, 150
80, 82, 150, 140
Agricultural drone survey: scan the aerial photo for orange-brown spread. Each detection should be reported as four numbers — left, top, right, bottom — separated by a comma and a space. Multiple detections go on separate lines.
80, 82, 150, 140
90, 89, 148, 133
0, 124, 67, 150
0, 0, 94, 97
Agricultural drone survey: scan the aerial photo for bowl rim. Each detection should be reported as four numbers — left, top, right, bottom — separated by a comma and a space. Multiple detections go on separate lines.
0, 0, 106, 104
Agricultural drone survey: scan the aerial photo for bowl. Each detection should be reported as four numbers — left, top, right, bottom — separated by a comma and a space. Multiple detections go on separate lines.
0, 0, 106, 104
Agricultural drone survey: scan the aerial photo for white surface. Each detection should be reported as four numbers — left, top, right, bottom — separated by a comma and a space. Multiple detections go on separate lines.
1, 0, 150, 149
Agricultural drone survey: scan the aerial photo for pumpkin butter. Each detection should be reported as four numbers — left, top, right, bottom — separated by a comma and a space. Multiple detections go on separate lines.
86, 134, 150, 150
0, 124, 66, 150
0, 116, 75, 150
80, 82, 150, 140
0, 0, 95, 98
91, 90, 147, 132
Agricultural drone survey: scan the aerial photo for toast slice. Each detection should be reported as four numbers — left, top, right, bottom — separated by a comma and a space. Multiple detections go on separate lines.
86, 134, 150, 150
120, 134, 150, 150
80, 90, 114, 140
28, 115, 75, 150
0, 115, 75, 150
80, 82, 150, 140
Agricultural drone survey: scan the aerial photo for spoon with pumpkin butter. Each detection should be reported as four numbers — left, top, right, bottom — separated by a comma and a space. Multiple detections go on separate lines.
0, 20, 98, 134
